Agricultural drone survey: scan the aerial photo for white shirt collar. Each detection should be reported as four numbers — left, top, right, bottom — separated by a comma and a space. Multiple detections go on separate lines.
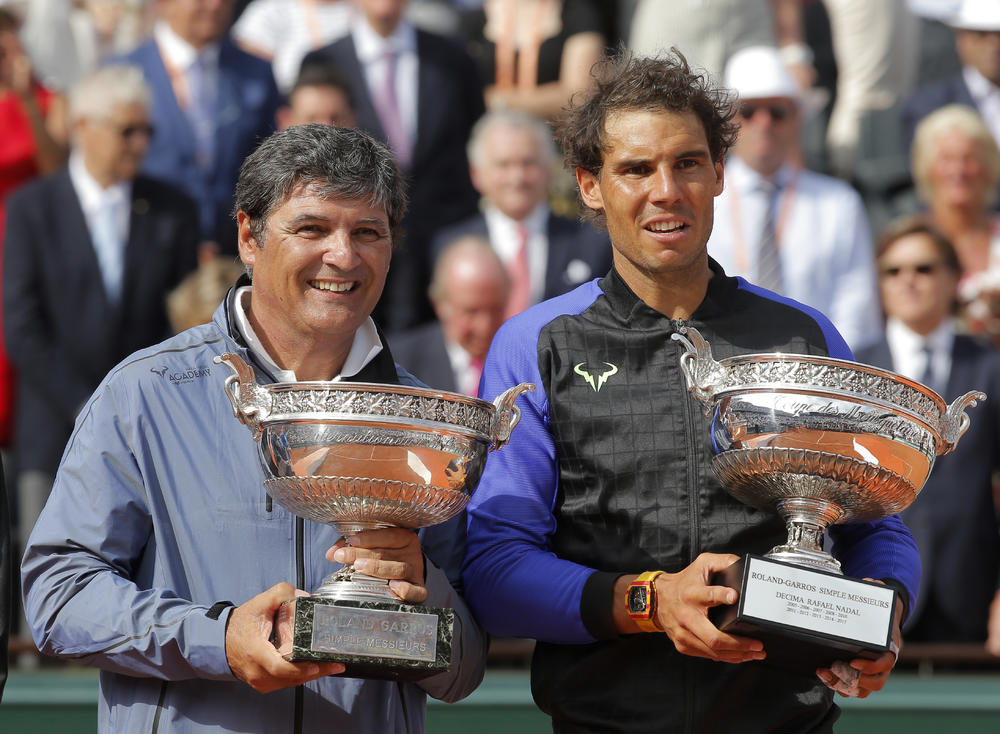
232, 286, 383, 383
886, 316, 954, 355
352, 16, 417, 64
154, 19, 221, 71
483, 201, 549, 239
728, 156, 796, 192
68, 151, 131, 212
963, 64, 1000, 102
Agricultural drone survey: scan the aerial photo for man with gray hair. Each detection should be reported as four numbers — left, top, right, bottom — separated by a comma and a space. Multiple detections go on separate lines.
21, 123, 486, 733
433, 109, 612, 319
3, 64, 199, 643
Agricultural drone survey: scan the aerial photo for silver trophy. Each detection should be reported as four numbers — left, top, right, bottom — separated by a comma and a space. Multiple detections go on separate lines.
215, 352, 533, 679
671, 327, 984, 670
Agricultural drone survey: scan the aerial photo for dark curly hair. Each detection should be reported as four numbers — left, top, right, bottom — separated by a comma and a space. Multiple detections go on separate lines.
556, 47, 739, 179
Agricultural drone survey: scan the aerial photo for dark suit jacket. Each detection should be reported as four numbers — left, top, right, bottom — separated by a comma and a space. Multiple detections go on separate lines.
390, 321, 458, 393
114, 37, 281, 246
0, 457, 8, 701
856, 335, 1000, 641
301, 30, 484, 330
431, 211, 614, 303
3, 170, 200, 474
901, 72, 977, 152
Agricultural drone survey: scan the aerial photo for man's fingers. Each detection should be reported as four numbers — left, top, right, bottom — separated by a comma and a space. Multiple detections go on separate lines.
388, 579, 429, 604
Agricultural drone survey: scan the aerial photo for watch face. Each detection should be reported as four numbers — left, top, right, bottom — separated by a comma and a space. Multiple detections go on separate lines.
627, 584, 649, 614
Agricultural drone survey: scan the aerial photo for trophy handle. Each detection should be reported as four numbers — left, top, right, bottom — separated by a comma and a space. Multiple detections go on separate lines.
490, 382, 536, 450
670, 326, 726, 415
213, 352, 271, 441
938, 390, 987, 455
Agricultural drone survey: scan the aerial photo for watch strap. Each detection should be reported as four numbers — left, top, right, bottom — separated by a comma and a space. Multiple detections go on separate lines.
628, 570, 664, 632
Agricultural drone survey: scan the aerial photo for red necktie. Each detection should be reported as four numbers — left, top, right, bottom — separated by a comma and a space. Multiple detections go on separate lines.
505, 223, 532, 319
466, 356, 484, 397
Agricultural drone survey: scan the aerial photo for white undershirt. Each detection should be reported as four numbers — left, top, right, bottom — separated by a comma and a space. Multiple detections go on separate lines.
232, 286, 383, 383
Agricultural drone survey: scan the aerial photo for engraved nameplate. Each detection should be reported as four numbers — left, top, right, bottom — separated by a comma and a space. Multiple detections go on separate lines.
310, 605, 439, 662
741, 556, 894, 647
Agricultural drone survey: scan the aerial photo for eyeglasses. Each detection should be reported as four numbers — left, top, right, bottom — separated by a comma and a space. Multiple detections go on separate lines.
879, 262, 943, 278
115, 123, 156, 140
738, 103, 792, 122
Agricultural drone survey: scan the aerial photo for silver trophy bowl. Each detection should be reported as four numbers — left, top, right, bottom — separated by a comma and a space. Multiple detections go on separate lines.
215, 352, 534, 600
672, 327, 985, 574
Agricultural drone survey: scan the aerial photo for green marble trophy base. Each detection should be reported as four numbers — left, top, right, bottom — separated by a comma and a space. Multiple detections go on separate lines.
273, 596, 453, 681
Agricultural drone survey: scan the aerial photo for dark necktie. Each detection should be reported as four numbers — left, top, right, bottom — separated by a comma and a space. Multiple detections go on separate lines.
754, 179, 783, 293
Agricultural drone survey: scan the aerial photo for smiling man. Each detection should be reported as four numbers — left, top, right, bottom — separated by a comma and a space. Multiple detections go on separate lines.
21, 124, 486, 734
462, 50, 920, 733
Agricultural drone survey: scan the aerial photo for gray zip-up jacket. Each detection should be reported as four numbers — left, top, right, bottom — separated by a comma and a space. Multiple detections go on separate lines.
21, 291, 487, 733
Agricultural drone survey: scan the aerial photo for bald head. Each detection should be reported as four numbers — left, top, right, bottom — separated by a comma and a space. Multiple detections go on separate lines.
430, 236, 509, 360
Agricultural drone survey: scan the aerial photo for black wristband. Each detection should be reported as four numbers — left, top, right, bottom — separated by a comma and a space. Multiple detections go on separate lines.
206, 601, 235, 620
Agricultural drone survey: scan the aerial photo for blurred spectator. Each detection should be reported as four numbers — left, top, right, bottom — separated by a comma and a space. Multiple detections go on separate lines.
20, 0, 151, 91
0, 458, 8, 695
708, 45, 881, 351
2, 65, 199, 606
301, 0, 484, 331
456, 0, 604, 121
0, 7, 68, 454
903, 0, 1000, 151
112, 0, 281, 252
166, 253, 244, 333
907, 0, 963, 88
233, 0, 355, 93
276, 64, 357, 130
910, 104, 1000, 341
432, 109, 612, 318
821, 0, 919, 182
856, 216, 1000, 656
628, 0, 814, 88
392, 235, 508, 395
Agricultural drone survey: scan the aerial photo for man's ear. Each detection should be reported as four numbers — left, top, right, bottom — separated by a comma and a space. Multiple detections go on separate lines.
713, 158, 725, 196
236, 211, 258, 268
576, 167, 604, 213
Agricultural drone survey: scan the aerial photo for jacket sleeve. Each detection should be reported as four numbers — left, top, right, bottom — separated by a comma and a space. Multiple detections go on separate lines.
20, 375, 235, 681
462, 316, 600, 644
416, 558, 487, 703
828, 514, 921, 621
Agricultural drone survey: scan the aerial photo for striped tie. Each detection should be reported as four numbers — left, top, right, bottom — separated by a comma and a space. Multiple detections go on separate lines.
754, 178, 783, 293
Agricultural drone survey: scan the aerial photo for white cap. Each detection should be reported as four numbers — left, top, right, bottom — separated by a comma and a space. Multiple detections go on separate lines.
723, 45, 799, 102
949, 0, 1000, 31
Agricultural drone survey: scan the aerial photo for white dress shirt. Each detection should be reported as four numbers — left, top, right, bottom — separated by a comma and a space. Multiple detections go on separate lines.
233, 286, 383, 383
885, 317, 954, 395
443, 339, 480, 397
351, 17, 419, 147
483, 202, 549, 304
69, 152, 132, 302
708, 156, 883, 352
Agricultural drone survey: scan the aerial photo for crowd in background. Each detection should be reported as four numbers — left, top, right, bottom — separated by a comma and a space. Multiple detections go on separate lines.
1, 0, 999, 665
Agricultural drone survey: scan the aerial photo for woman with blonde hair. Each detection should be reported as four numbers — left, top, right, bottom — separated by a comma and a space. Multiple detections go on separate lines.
911, 103, 1000, 340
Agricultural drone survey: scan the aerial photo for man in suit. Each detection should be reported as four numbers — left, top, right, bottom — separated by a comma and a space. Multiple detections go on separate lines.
707, 45, 882, 352
856, 216, 1000, 655
115, 0, 281, 253
902, 0, 1000, 150
2, 65, 200, 595
432, 109, 614, 318
392, 235, 508, 395
300, 0, 485, 330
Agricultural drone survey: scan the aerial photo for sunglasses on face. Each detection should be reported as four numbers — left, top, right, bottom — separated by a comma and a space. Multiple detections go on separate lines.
879, 262, 942, 278
116, 123, 156, 140
738, 103, 792, 122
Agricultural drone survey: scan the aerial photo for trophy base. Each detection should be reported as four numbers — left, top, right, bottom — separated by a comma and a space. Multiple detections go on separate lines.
710, 554, 897, 674
273, 596, 453, 681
